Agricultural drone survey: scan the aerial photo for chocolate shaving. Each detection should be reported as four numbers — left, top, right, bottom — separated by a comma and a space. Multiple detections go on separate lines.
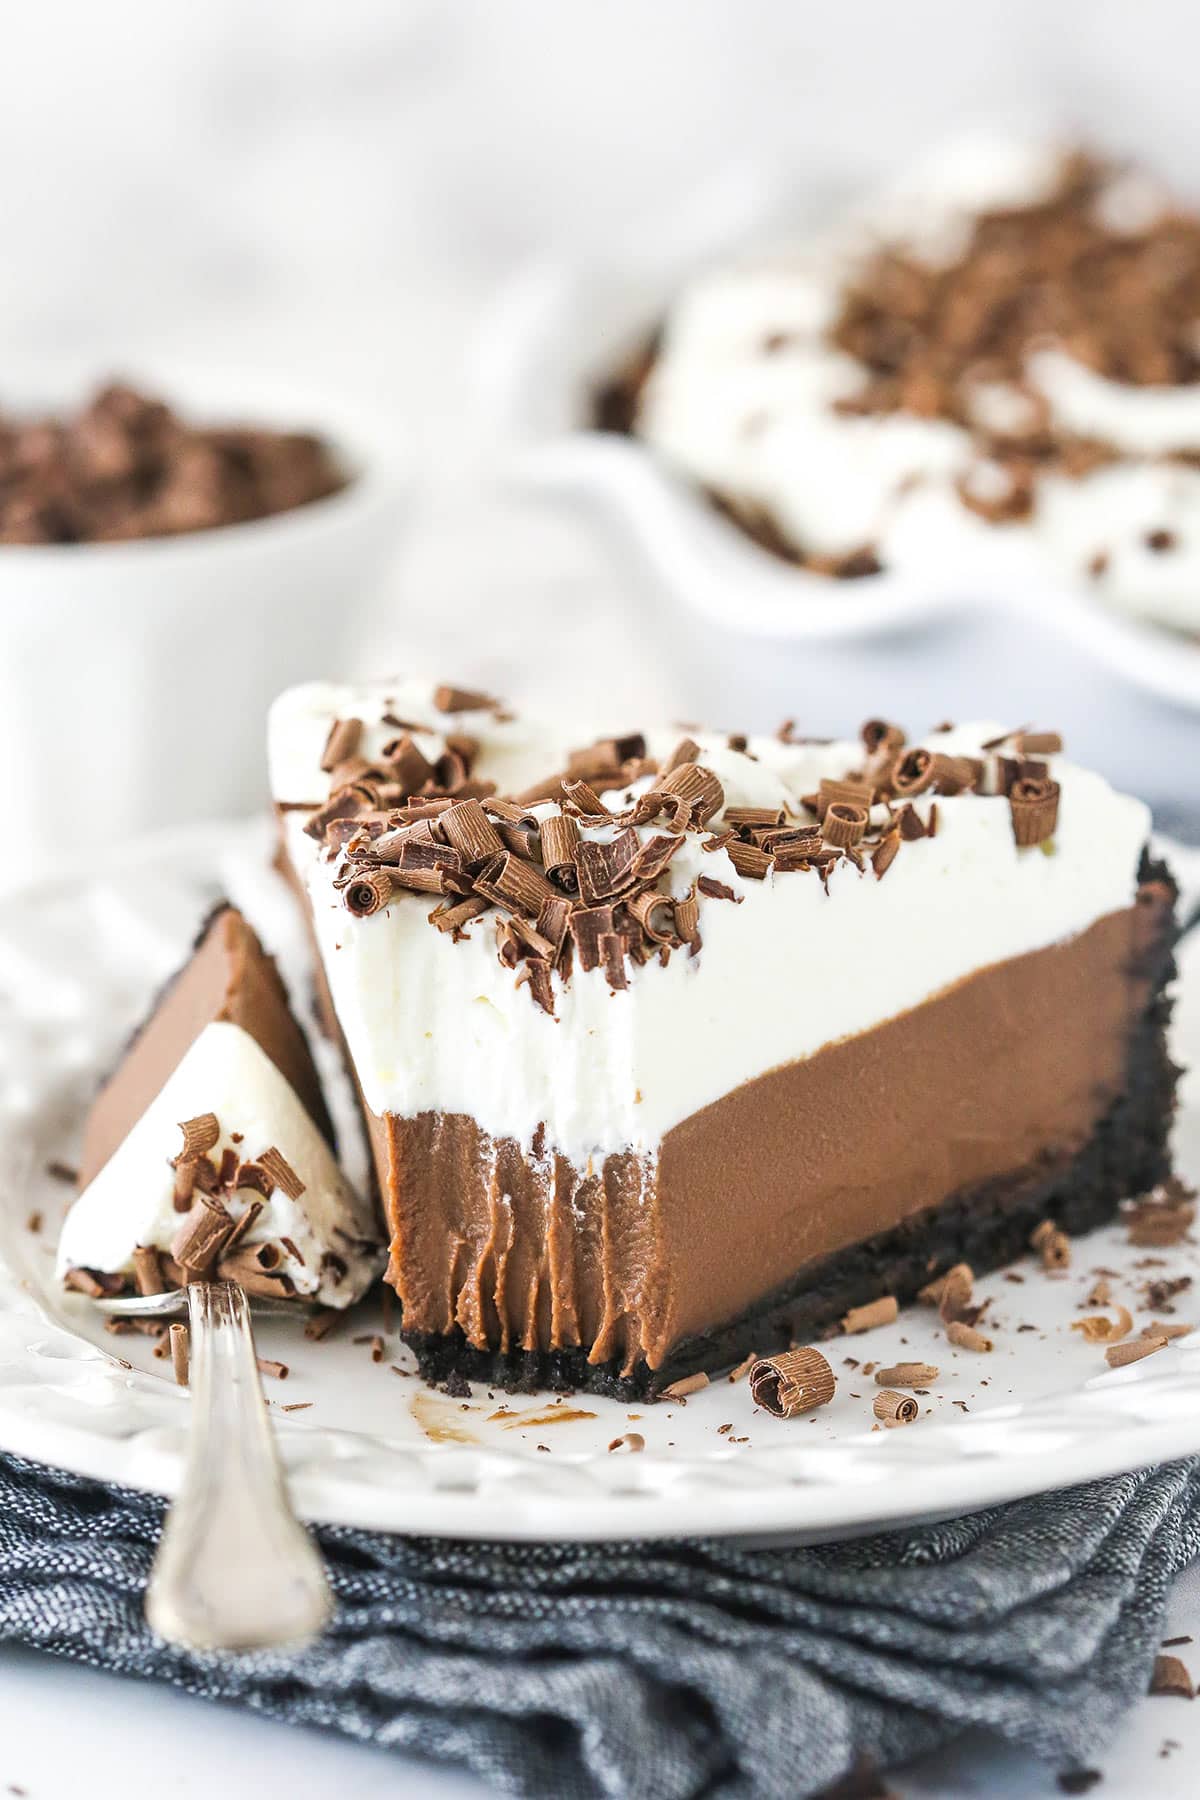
946, 1319, 993, 1353
1106, 1336, 1168, 1368
256, 1358, 289, 1381
1150, 1653, 1195, 1699
430, 895, 490, 936
170, 1193, 235, 1274
576, 828, 641, 902
561, 777, 609, 817
177, 1113, 220, 1159
258, 1147, 305, 1200
433, 684, 493, 713
673, 892, 701, 950
569, 904, 615, 973
64, 1267, 126, 1299
841, 1296, 898, 1335
697, 875, 739, 903
872, 831, 901, 879
875, 1361, 939, 1386
1071, 1305, 1133, 1344
630, 833, 683, 881
661, 1372, 709, 1400
319, 717, 363, 773
749, 1347, 835, 1418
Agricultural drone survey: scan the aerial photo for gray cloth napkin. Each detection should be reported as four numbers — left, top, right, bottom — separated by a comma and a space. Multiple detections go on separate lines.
1, 1452, 1198, 1798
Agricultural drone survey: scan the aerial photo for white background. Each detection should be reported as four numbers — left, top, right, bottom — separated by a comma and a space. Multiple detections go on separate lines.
4, 4, 1200, 1792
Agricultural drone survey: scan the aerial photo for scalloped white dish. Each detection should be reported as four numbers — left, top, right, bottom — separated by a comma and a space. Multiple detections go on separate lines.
0, 819, 1198, 1543
472, 178, 1200, 711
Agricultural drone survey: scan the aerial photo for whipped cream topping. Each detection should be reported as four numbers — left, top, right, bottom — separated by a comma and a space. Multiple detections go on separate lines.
57, 1021, 384, 1306
271, 682, 1151, 1167
636, 138, 1200, 632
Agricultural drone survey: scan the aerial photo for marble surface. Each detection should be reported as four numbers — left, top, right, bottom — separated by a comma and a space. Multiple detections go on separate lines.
3, 1560, 1199, 1798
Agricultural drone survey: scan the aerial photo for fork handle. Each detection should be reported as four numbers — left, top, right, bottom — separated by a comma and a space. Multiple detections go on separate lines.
145, 1280, 332, 1651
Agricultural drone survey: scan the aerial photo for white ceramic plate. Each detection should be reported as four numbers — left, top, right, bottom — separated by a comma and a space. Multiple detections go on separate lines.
1, 820, 1198, 1543
472, 178, 1200, 711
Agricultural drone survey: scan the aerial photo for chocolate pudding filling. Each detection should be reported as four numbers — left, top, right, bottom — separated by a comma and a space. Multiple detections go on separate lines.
370, 877, 1175, 1396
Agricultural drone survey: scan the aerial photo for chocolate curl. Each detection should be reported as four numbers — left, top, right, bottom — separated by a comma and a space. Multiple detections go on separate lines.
170, 1323, 189, 1387
380, 733, 435, 795
371, 818, 436, 862
626, 890, 678, 945
569, 904, 615, 972
258, 1147, 305, 1200
873, 1390, 919, 1427
217, 1247, 297, 1299
561, 777, 609, 817
170, 1192, 235, 1274
860, 719, 906, 758
433, 683, 494, 713
132, 1246, 165, 1297
1015, 731, 1062, 755
1009, 777, 1060, 847
946, 1320, 994, 1353
64, 1266, 127, 1298
673, 892, 701, 950
566, 739, 636, 781
472, 850, 557, 919
1030, 1218, 1071, 1269
726, 841, 774, 880
816, 776, 873, 819
875, 1361, 939, 1386
391, 839, 464, 895
319, 716, 364, 773
660, 736, 701, 776
172, 1156, 203, 1210
892, 748, 943, 797
177, 1113, 220, 1159
748, 1347, 835, 1418
823, 802, 868, 848
657, 762, 725, 826
725, 806, 786, 830
343, 868, 394, 917
540, 814, 581, 888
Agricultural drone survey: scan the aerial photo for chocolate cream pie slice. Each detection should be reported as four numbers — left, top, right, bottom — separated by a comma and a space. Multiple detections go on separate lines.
58, 904, 383, 1306
269, 680, 1178, 1398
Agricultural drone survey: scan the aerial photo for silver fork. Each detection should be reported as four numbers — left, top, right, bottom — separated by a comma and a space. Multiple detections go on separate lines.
97, 1279, 332, 1651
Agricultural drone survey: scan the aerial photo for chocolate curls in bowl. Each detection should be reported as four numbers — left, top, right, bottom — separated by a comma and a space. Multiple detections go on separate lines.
0, 381, 347, 543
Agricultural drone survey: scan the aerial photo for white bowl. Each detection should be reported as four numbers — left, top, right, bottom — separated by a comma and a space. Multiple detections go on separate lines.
472, 178, 1200, 733
0, 357, 407, 882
